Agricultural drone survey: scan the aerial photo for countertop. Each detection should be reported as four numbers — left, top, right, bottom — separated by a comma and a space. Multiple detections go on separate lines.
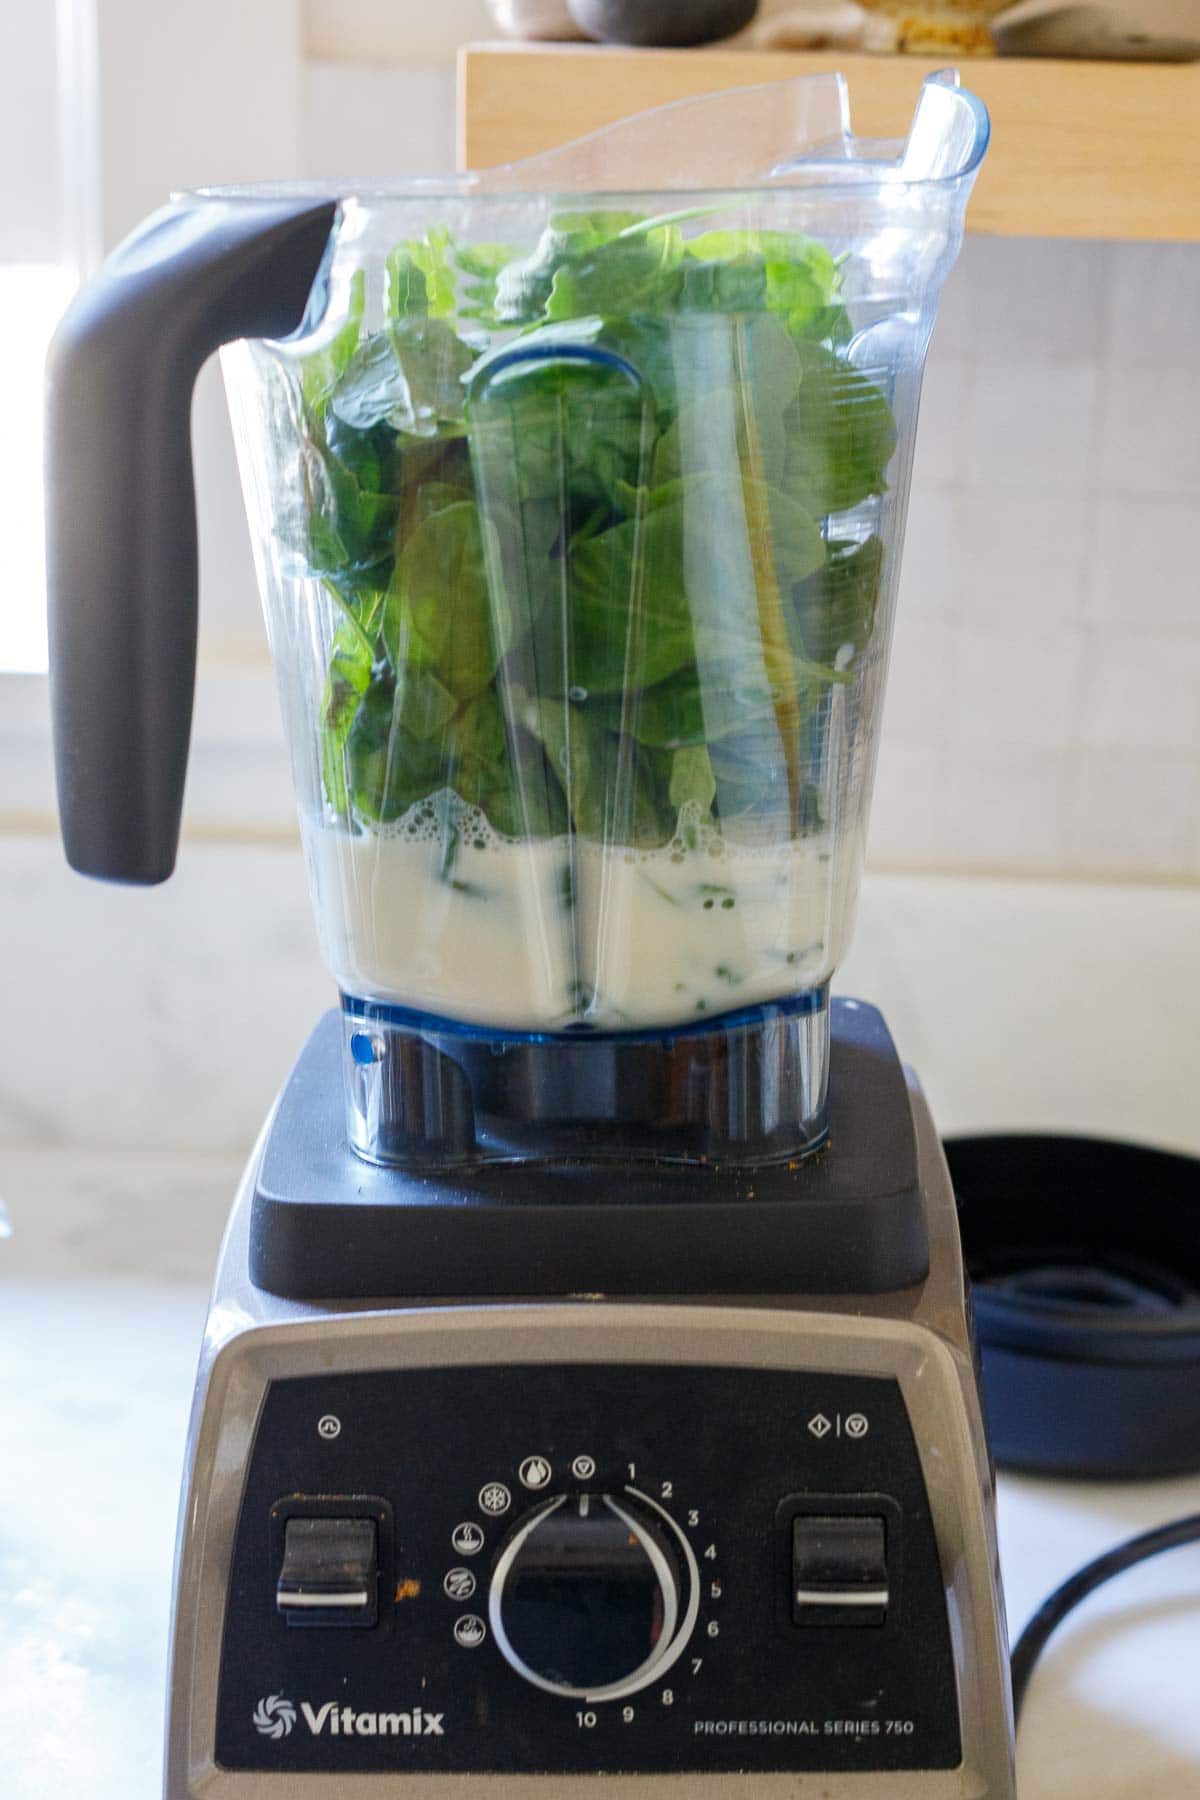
2, 1149, 1198, 1798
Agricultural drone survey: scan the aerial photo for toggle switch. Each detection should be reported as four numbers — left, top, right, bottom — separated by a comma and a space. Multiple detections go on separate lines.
791, 1514, 888, 1627
277, 1516, 378, 1627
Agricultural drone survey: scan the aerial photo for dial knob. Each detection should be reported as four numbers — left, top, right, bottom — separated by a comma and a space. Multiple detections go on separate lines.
489, 1491, 695, 1700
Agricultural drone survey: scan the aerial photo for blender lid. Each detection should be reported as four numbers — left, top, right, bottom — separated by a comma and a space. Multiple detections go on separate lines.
183, 68, 990, 206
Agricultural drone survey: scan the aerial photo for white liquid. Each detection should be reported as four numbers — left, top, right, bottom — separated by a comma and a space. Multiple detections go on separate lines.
306, 799, 855, 1032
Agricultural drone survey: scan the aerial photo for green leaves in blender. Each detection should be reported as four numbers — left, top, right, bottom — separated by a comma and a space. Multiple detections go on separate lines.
281, 213, 897, 850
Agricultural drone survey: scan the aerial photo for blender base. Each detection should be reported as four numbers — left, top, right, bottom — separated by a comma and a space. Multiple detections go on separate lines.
165, 1017, 1014, 1798
251, 999, 930, 1301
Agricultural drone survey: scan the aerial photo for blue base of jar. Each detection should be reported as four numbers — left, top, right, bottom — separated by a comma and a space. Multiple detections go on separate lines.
340, 990, 831, 1170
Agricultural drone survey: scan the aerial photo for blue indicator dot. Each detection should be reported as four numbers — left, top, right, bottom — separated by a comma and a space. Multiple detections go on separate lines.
350, 1032, 380, 1066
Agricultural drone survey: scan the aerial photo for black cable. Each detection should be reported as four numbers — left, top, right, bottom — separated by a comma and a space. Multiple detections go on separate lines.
1012, 1511, 1200, 1727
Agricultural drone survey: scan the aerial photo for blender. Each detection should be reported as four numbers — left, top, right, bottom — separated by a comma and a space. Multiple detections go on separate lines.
46, 71, 1013, 1796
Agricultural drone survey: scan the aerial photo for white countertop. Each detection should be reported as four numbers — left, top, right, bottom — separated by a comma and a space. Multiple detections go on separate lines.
2, 1150, 1198, 1799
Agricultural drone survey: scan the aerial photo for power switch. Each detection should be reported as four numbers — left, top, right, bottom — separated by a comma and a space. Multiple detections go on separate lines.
277, 1517, 378, 1627
791, 1514, 888, 1627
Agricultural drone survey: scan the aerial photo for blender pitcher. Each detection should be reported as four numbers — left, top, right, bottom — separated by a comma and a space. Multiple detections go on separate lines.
47, 72, 988, 1168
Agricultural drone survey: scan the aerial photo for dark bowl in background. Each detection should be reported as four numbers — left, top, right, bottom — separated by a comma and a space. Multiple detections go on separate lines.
946, 1134, 1200, 1479
567, 0, 760, 46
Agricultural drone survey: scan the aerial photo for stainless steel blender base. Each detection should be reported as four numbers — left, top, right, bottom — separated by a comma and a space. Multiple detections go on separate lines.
165, 1079, 1015, 1798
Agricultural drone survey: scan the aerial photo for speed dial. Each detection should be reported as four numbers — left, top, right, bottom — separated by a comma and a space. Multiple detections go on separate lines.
489, 1489, 699, 1701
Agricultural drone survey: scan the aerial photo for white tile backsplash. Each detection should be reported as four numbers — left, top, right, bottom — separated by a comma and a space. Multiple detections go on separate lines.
895, 489, 962, 622
1079, 631, 1200, 755
305, 60, 457, 178
0, 834, 327, 1153
841, 873, 1200, 1153
939, 745, 1073, 870
955, 492, 1089, 631
1095, 364, 1200, 497
1065, 750, 1200, 875
1101, 242, 1200, 372
864, 742, 948, 866
967, 359, 1098, 496
950, 627, 1084, 753
955, 238, 1110, 365
909, 351, 972, 488
879, 618, 956, 749
1089, 496, 1199, 631
884, 235, 1200, 879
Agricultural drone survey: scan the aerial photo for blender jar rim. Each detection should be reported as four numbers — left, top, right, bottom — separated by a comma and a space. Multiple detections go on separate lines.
178, 71, 989, 207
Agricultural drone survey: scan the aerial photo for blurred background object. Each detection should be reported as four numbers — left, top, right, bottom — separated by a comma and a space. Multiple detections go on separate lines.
567, 0, 761, 44
828, 0, 1008, 54
485, 0, 584, 37
756, 0, 1200, 54
994, 0, 1200, 58
752, 3, 900, 46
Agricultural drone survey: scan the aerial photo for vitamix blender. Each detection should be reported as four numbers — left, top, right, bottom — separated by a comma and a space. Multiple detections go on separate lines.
46, 72, 1013, 1797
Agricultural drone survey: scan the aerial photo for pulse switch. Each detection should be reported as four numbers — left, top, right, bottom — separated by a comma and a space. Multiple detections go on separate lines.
276, 1516, 378, 1627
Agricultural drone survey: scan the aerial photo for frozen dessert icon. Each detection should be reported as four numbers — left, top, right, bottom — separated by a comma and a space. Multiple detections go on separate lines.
479, 1482, 512, 1516
519, 1455, 553, 1490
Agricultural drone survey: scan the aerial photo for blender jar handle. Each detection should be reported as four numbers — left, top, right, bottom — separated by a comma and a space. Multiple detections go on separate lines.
46, 194, 338, 884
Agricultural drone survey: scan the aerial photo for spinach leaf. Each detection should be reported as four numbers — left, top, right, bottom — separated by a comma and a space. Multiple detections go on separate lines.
282, 426, 399, 585
300, 269, 366, 410
784, 349, 897, 514
331, 319, 474, 440
684, 228, 850, 344
384, 500, 513, 700
467, 327, 653, 518
522, 696, 673, 846
605, 663, 779, 750
386, 227, 457, 321
669, 743, 717, 814
492, 211, 647, 324
456, 240, 522, 325
793, 536, 884, 668
319, 611, 378, 819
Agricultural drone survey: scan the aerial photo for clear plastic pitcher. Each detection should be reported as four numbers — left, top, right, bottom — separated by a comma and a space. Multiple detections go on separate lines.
47, 71, 988, 1166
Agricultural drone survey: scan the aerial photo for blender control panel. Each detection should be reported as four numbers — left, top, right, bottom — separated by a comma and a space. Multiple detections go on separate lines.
214, 1366, 962, 1776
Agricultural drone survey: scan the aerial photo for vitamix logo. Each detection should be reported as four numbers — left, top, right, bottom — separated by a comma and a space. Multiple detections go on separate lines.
252, 1695, 296, 1739
252, 1695, 445, 1740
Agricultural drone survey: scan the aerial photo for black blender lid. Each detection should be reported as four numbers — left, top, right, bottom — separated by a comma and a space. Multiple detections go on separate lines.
947, 1133, 1200, 1480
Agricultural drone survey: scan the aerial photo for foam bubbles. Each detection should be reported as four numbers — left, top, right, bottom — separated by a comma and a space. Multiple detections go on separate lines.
370, 791, 812, 872
374, 790, 508, 855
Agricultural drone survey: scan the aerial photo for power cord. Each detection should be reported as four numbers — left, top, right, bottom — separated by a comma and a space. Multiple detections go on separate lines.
1012, 1511, 1200, 1727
